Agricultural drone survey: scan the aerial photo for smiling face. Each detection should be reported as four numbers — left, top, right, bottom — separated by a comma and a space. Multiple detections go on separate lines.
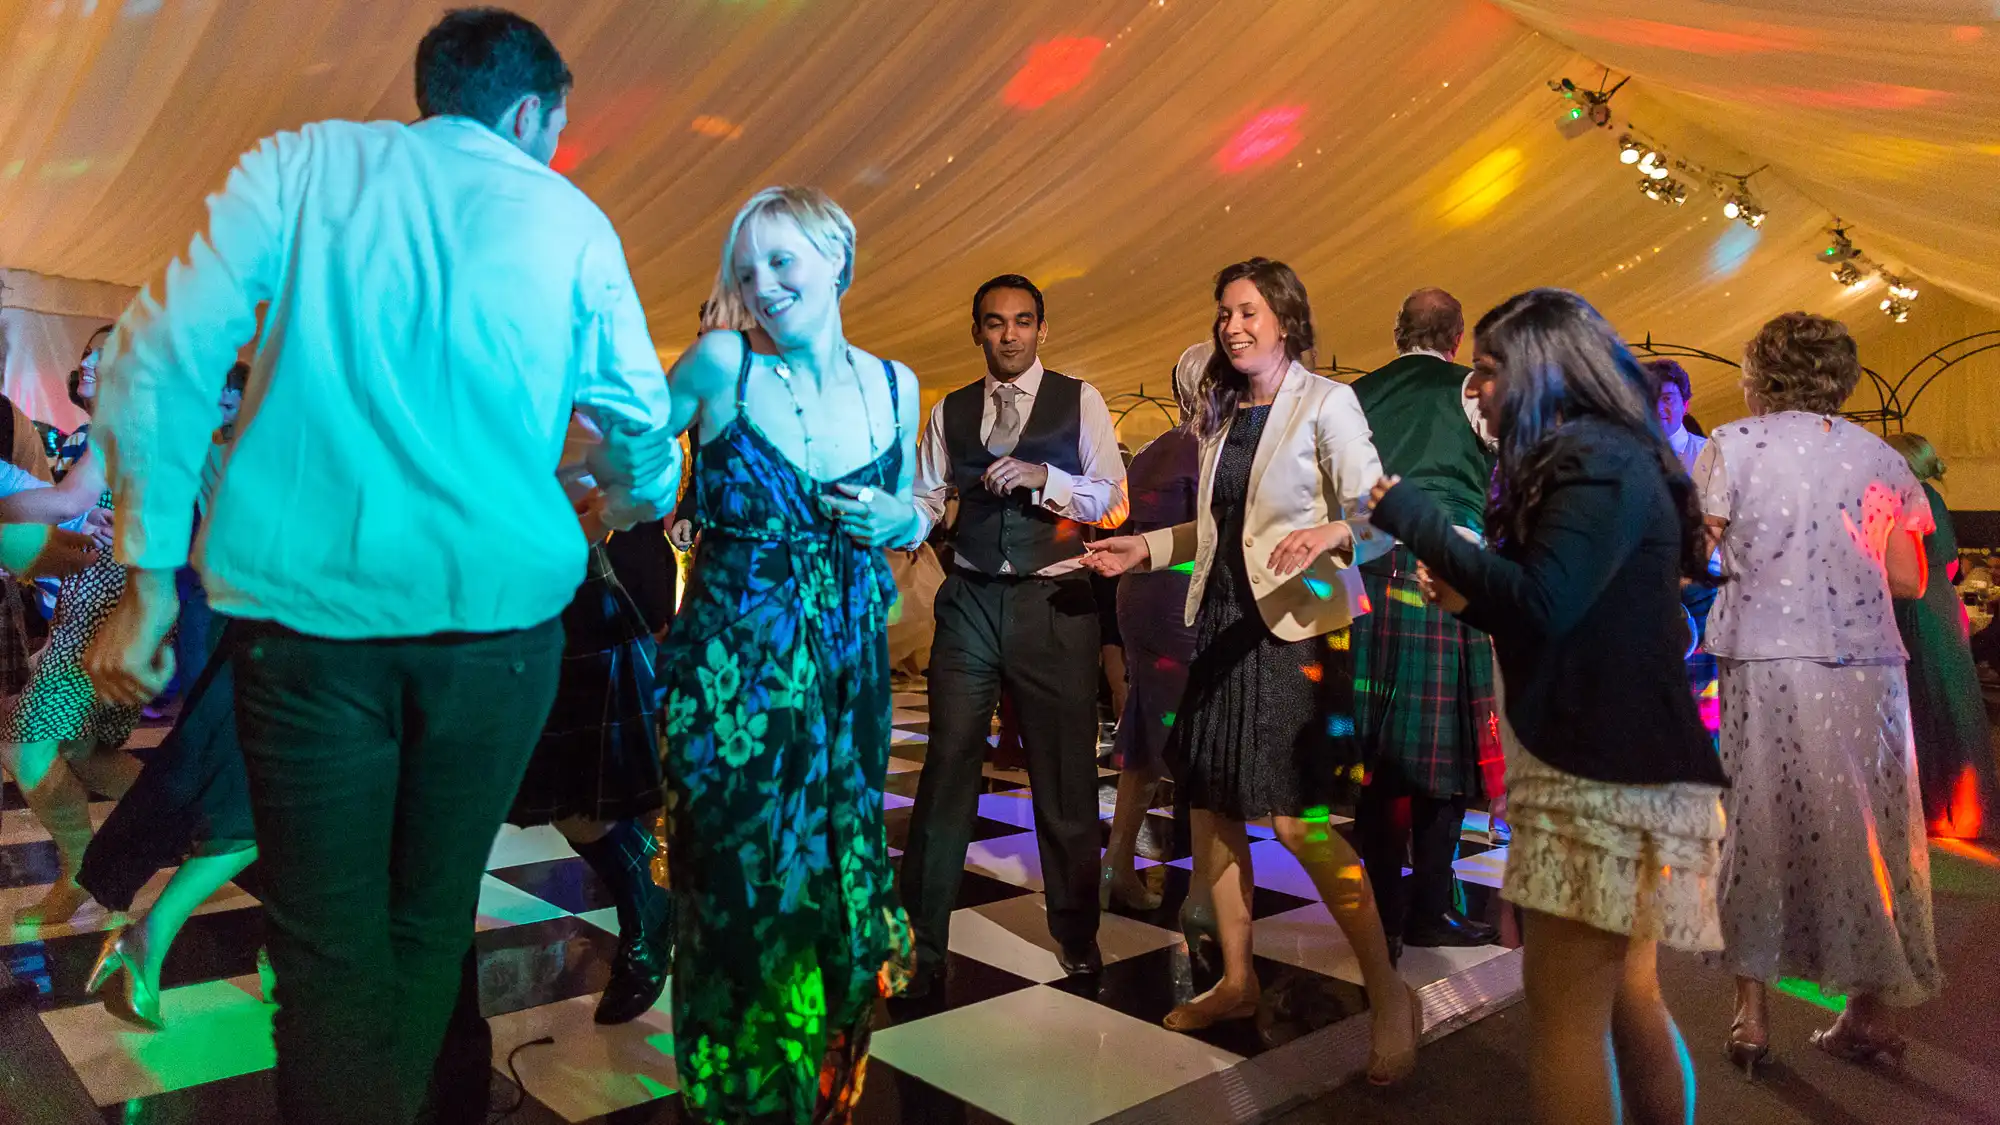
973, 286, 1045, 381
1216, 277, 1287, 375
732, 212, 843, 346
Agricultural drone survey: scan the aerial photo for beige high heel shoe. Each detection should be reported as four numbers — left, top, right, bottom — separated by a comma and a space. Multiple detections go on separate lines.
85, 925, 163, 1031
1367, 985, 1422, 1086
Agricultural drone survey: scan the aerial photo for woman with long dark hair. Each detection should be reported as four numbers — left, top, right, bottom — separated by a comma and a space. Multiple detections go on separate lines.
1369, 289, 1727, 1124
1085, 259, 1419, 1084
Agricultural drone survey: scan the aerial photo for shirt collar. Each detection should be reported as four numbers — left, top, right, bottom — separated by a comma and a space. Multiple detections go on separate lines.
1400, 348, 1457, 363
985, 359, 1045, 398
413, 116, 550, 174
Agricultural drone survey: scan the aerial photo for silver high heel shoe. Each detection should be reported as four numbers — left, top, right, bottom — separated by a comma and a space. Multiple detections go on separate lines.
85, 924, 163, 1031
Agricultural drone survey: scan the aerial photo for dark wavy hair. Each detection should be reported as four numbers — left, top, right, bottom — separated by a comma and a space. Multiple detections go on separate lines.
1476, 289, 1710, 580
1195, 258, 1314, 440
1742, 311, 1861, 415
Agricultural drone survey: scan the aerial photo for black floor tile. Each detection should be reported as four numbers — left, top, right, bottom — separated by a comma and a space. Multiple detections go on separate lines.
5, 904, 264, 1011
851, 1059, 1008, 1125
879, 952, 1037, 1024
1053, 945, 1368, 1058
1097, 809, 1184, 861
0, 840, 62, 890
476, 914, 618, 1018
102, 1068, 275, 1124
883, 808, 1026, 853
1099, 862, 1315, 930
487, 857, 613, 915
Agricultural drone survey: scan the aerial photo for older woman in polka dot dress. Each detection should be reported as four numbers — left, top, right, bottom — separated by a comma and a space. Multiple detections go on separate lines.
1698, 312, 1941, 1073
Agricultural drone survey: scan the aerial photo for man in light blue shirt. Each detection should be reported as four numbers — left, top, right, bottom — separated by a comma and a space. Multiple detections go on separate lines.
87, 11, 677, 1123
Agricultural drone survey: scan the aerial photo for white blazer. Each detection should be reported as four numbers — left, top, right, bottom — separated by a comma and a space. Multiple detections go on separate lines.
1140, 361, 1389, 642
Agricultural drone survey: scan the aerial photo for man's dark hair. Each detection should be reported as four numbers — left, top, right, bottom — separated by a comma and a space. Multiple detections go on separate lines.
415, 9, 572, 128
1642, 357, 1693, 402
972, 274, 1045, 325
1393, 288, 1464, 354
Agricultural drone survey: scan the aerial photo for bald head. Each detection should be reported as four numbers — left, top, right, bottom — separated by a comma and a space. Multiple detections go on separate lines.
1394, 288, 1464, 356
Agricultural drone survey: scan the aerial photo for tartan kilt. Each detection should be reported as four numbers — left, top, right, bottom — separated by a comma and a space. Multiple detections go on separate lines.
1351, 547, 1502, 800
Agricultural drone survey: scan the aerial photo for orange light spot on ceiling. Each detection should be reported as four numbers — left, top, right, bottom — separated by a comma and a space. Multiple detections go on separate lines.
1002, 37, 1108, 110
1951, 25, 1984, 42
691, 115, 745, 140
1435, 146, 1524, 227
1757, 82, 1952, 111
1569, 16, 1821, 55
1215, 105, 1307, 173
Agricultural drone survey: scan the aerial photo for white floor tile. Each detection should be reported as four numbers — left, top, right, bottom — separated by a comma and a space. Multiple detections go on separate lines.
574, 906, 620, 935
884, 792, 914, 811
1253, 902, 1511, 988
487, 824, 577, 869
886, 756, 923, 774
1455, 846, 1507, 889
975, 790, 1037, 831
488, 988, 677, 1122
871, 985, 1241, 1125
475, 874, 571, 932
1245, 839, 1322, 900
891, 728, 928, 745
892, 692, 927, 708
964, 832, 1044, 891
892, 708, 926, 726
125, 726, 169, 751
0, 872, 256, 944
41, 974, 273, 1105
0, 801, 112, 846
949, 894, 1179, 984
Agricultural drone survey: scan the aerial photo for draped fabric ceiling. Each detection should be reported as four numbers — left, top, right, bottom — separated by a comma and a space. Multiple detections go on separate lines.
3, 0, 1996, 496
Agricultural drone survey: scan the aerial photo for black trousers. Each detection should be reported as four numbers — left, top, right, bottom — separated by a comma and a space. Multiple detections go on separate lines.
230, 617, 562, 1125
901, 571, 1102, 967
1355, 769, 1468, 935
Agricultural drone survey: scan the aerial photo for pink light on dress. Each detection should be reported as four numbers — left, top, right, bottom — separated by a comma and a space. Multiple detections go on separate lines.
1214, 106, 1306, 174
1001, 38, 1108, 110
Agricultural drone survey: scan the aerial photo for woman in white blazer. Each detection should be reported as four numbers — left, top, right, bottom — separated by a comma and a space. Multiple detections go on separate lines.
1086, 258, 1418, 1084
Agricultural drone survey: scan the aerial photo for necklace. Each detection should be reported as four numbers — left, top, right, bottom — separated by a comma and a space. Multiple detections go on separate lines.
772, 346, 876, 479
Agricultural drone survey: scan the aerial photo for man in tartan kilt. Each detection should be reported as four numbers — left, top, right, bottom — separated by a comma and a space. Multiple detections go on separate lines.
1350, 289, 1503, 958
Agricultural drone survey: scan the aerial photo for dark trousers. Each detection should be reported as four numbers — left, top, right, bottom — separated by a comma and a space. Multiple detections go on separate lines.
902, 572, 1102, 967
1355, 770, 1468, 935
230, 618, 562, 1125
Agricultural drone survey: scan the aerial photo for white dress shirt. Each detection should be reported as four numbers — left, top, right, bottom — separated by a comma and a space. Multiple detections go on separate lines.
1669, 425, 1709, 473
97, 116, 678, 639
907, 359, 1128, 575
1399, 347, 1494, 450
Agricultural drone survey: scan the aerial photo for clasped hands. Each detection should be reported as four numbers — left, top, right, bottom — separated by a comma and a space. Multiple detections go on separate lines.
1081, 521, 1354, 579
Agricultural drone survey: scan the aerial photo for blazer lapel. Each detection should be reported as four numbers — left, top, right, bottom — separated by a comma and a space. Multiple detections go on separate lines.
1246, 361, 1309, 504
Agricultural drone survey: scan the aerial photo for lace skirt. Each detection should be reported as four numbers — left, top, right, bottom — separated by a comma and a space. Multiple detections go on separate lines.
1495, 675, 1726, 952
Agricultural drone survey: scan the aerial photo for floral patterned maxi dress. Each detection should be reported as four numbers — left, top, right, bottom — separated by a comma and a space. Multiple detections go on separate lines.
661, 342, 912, 1124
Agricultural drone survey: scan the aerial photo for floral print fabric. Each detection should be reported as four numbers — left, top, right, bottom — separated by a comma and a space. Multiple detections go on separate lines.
661, 346, 912, 1124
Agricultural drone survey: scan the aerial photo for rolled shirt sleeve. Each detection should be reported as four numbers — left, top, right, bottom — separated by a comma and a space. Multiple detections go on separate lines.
1317, 386, 1390, 567
573, 231, 678, 530
1035, 382, 1127, 528
902, 400, 952, 548
97, 134, 288, 571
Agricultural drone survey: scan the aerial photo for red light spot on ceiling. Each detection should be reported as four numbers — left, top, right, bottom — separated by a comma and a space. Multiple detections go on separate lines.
1001, 37, 1108, 110
1215, 105, 1306, 173
1569, 16, 1822, 55
1951, 25, 1984, 42
551, 144, 581, 174
1754, 82, 1952, 110
549, 85, 667, 176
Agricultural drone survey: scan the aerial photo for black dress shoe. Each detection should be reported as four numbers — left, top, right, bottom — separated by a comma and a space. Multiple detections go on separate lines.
1058, 941, 1103, 977
1387, 934, 1404, 967
1403, 910, 1499, 948
894, 963, 944, 1003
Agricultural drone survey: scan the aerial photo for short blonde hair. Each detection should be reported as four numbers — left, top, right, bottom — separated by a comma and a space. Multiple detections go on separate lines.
1885, 431, 1946, 483
703, 186, 857, 333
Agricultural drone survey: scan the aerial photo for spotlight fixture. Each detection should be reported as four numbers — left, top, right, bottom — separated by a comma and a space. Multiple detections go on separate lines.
1880, 296, 1912, 323
1882, 272, 1919, 301
1668, 179, 1689, 205
1549, 72, 1627, 138
1648, 163, 1670, 180
1819, 224, 1861, 264
1618, 135, 1643, 164
1830, 261, 1866, 287
1737, 201, 1767, 228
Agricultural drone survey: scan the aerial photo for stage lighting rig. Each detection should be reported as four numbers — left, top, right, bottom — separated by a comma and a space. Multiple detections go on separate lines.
1550, 72, 1627, 138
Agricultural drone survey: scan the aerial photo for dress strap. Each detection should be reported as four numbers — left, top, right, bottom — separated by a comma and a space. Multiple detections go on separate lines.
733, 331, 755, 414
880, 357, 900, 442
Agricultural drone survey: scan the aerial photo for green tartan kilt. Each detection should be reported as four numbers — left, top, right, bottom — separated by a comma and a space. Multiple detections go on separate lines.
1350, 547, 1501, 800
